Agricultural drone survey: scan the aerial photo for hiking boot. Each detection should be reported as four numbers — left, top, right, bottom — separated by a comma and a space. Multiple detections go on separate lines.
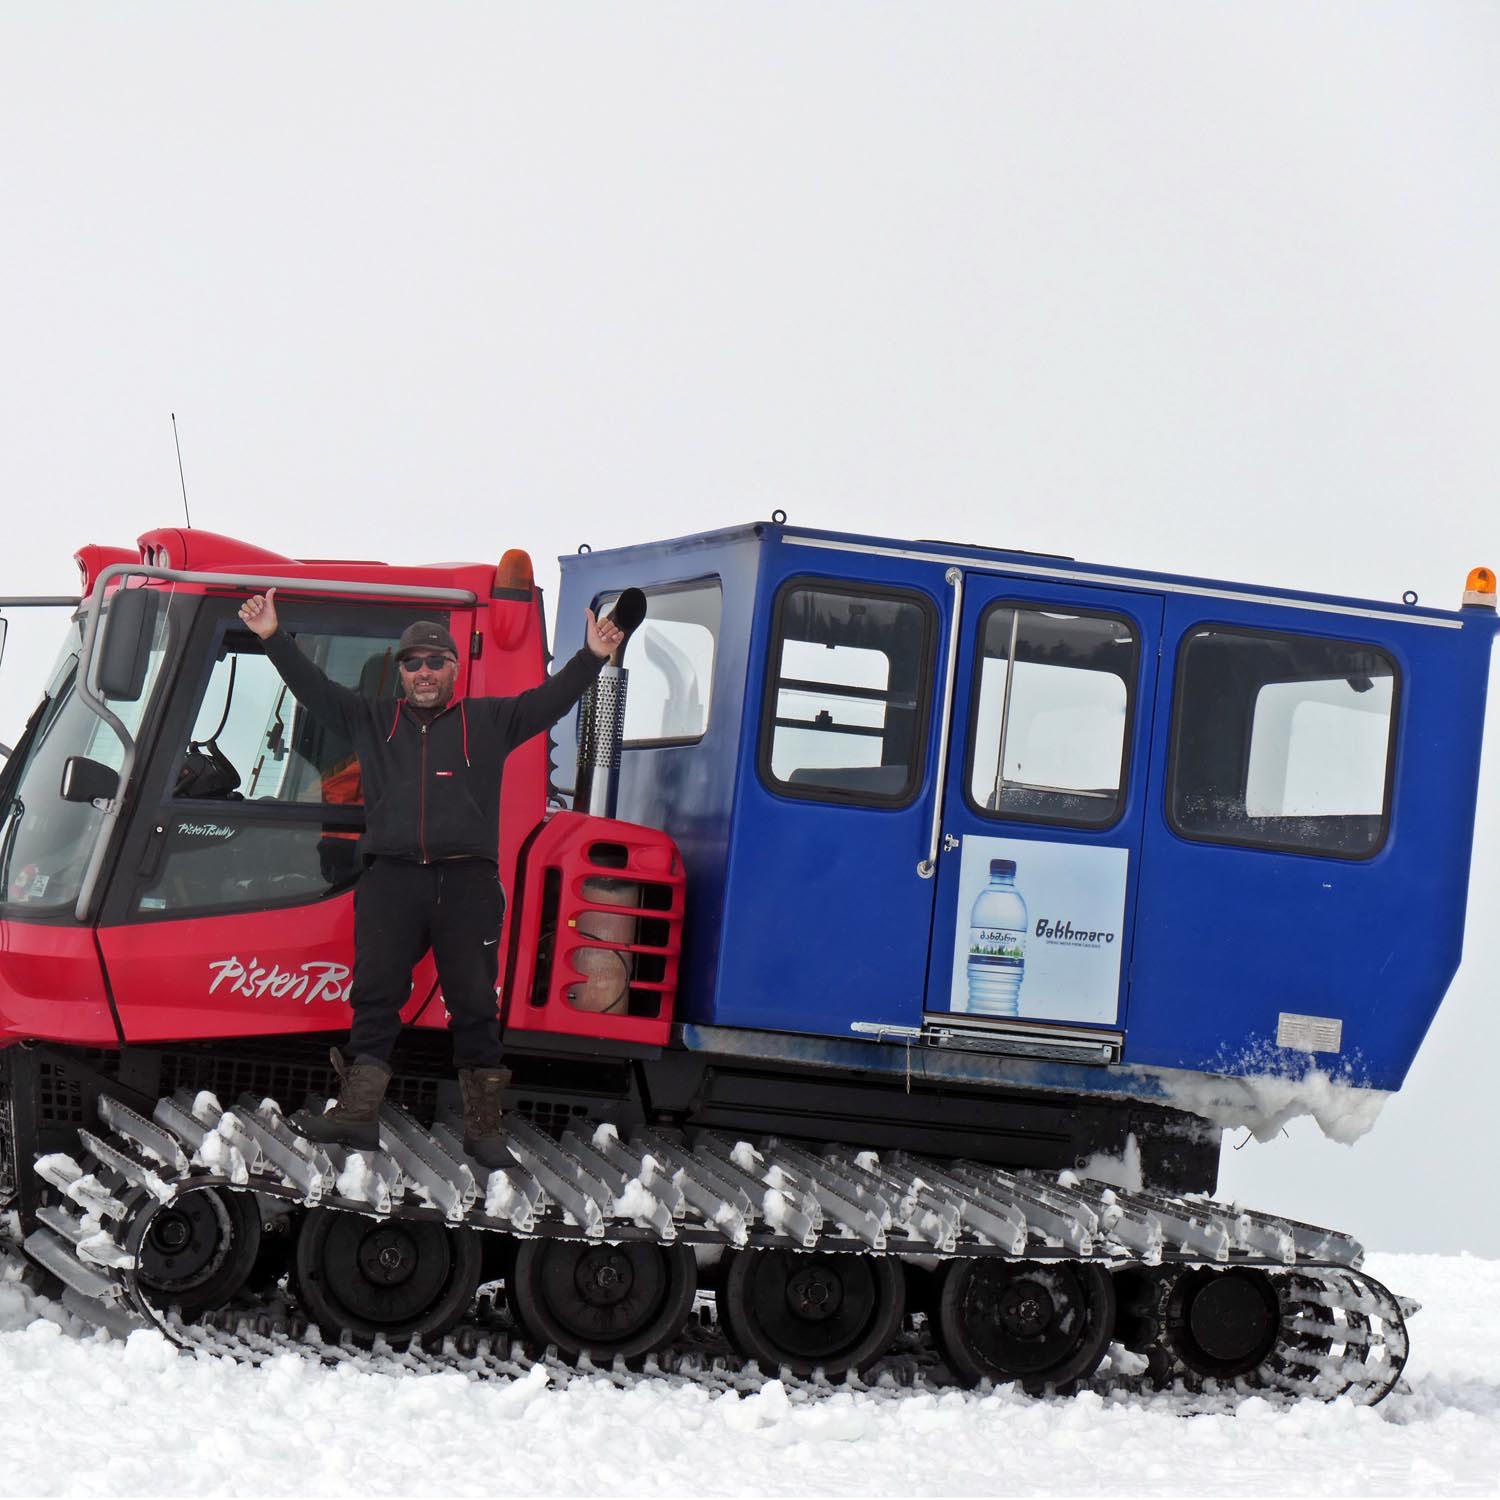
287, 1048, 390, 1152
458, 1066, 512, 1170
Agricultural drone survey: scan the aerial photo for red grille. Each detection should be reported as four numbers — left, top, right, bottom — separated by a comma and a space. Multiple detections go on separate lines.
504, 812, 683, 1047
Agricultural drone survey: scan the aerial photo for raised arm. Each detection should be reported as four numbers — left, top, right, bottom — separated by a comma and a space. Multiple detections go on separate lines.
240, 588, 363, 737
492, 607, 624, 749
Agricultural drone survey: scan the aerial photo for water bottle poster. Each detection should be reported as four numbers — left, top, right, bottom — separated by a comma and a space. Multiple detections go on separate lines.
946, 836, 1129, 1026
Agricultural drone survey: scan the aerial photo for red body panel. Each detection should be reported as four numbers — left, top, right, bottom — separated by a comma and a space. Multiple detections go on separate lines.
0, 922, 117, 1046
1, 527, 653, 1056
96, 896, 441, 1044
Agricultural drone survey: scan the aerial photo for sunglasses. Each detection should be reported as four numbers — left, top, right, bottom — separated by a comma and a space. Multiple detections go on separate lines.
399, 654, 456, 673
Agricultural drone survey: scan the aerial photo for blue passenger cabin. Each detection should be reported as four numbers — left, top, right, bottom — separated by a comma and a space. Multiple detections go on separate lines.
553, 522, 1497, 1120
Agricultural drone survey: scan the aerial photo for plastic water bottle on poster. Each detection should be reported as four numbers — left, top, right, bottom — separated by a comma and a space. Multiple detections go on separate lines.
966, 858, 1027, 1016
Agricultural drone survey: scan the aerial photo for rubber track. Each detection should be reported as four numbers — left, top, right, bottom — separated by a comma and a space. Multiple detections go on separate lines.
21, 1091, 1411, 1405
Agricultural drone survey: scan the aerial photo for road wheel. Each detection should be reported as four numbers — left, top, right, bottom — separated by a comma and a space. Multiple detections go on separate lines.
933, 1258, 1115, 1391
137, 1187, 262, 1318
293, 1209, 481, 1346
717, 1249, 904, 1378
508, 1239, 697, 1362
1162, 1267, 1282, 1379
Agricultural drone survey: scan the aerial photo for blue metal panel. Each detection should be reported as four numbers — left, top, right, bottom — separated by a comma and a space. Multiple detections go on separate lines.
709, 535, 949, 1036
554, 526, 765, 1022
1127, 596, 1495, 1090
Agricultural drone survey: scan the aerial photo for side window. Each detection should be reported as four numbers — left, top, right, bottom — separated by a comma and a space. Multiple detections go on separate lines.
175, 628, 407, 806
1169, 626, 1397, 858
0, 600, 175, 916
967, 605, 1137, 828
135, 816, 366, 916
761, 581, 935, 807
133, 608, 443, 919
601, 581, 721, 745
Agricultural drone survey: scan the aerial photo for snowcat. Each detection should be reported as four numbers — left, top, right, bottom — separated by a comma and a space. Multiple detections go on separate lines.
0, 519, 1494, 1402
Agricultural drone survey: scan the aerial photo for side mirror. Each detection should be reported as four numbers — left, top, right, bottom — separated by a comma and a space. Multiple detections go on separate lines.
96, 588, 161, 701
60, 755, 120, 805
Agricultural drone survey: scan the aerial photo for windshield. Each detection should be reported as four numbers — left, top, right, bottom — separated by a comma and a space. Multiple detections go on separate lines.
0, 597, 174, 916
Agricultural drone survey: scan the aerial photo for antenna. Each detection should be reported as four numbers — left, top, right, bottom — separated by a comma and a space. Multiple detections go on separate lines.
171, 412, 192, 528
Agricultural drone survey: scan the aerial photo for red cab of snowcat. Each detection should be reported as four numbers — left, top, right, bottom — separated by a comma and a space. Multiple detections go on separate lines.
0, 529, 681, 1054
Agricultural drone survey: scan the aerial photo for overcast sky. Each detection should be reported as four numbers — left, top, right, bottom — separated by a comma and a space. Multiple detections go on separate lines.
2, 3, 1498, 1254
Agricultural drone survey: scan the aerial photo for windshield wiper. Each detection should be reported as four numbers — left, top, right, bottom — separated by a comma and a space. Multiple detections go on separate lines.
0, 693, 52, 812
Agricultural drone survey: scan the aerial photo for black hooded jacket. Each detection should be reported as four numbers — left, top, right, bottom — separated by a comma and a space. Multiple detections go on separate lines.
263, 628, 603, 865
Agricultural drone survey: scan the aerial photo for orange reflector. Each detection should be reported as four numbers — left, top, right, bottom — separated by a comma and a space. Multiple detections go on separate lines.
494, 549, 535, 594
1462, 566, 1496, 609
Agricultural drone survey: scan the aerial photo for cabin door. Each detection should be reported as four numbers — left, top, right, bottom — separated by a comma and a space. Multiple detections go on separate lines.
921, 572, 1164, 1061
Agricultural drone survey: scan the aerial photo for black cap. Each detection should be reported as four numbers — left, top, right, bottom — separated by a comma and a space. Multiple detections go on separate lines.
397, 621, 458, 659
989, 859, 1017, 879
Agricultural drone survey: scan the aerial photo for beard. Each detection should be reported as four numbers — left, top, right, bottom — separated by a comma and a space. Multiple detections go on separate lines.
405, 678, 455, 709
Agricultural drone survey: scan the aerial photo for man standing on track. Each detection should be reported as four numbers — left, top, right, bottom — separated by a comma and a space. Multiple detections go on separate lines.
238, 586, 623, 1167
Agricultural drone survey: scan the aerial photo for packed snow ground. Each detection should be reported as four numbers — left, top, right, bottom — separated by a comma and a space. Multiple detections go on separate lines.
1, 1252, 1496, 1498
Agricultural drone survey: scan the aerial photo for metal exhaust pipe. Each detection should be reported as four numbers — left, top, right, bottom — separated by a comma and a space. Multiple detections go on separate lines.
575, 588, 646, 819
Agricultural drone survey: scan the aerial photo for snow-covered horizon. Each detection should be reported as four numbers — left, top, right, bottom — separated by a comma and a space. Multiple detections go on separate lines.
1, 1248, 1495, 1498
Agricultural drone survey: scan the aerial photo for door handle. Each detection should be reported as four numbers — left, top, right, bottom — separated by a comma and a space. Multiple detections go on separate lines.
917, 567, 964, 879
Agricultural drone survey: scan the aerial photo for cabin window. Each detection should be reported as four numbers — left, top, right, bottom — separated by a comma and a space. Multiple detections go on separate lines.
170, 619, 435, 807
0, 601, 174, 917
135, 815, 365, 915
965, 604, 1138, 828
598, 580, 721, 745
129, 604, 442, 918
1169, 626, 1398, 858
760, 580, 936, 807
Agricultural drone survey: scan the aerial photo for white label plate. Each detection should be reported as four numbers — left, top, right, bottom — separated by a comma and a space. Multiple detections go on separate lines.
1276, 1012, 1344, 1054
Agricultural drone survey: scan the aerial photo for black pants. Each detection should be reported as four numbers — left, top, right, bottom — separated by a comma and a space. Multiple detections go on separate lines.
348, 857, 506, 1069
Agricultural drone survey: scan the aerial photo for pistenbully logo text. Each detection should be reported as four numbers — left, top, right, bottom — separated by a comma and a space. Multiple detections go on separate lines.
208, 956, 352, 1003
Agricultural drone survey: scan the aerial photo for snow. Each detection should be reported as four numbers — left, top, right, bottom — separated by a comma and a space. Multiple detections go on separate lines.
193, 1132, 248, 1186
1152, 1061, 1392, 1146
191, 1093, 224, 1126
0, 1251, 1496, 1497
610, 1179, 659, 1224
483, 1172, 526, 1225
1079, 1134, 1146, 1193
333, 1153, 373, 1203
